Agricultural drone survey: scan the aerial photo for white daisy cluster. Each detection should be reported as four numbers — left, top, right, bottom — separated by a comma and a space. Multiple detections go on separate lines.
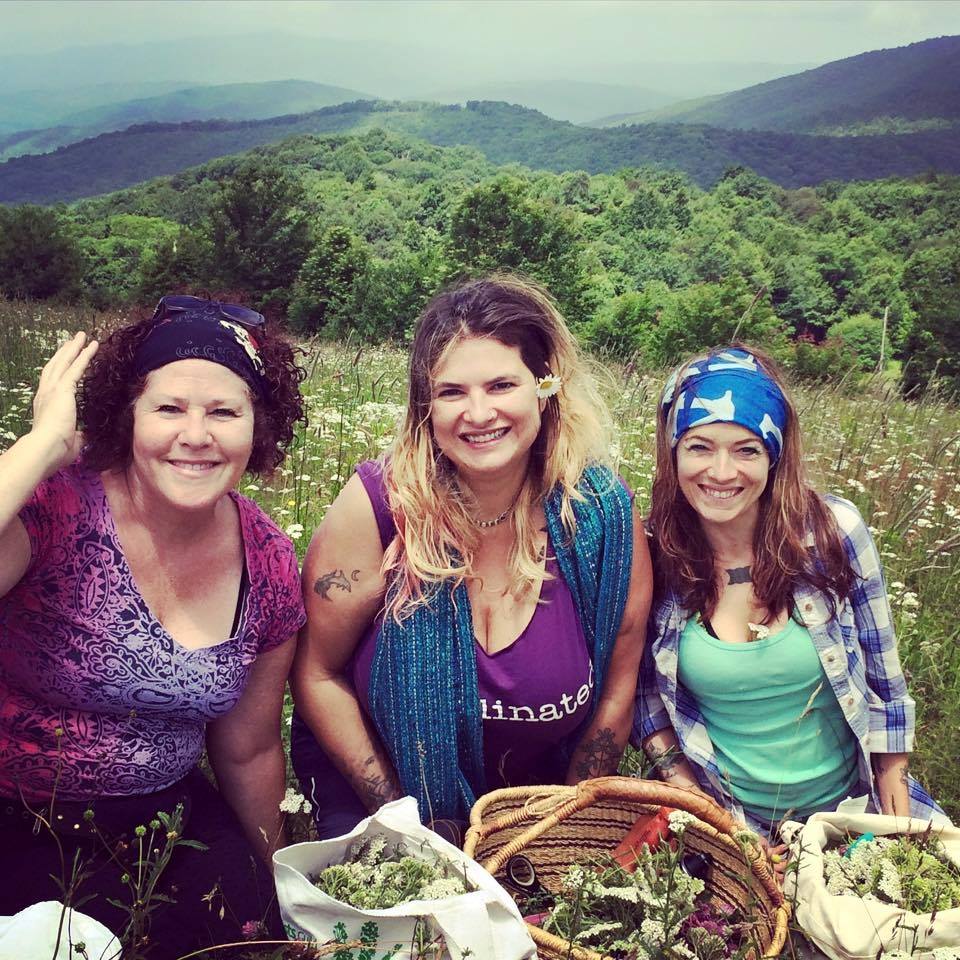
278, 787, 313, 815
668, 809, 698, 835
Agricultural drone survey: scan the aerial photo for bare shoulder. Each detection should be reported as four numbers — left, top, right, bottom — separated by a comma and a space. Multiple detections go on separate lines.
303, 472, 386, 597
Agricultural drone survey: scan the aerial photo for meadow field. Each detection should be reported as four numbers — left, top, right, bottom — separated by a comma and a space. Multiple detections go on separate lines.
2, 301, 958, 826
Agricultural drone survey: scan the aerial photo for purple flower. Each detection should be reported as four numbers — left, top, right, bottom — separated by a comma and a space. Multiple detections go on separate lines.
241, 919, 266, 940
682, 902, 738, 956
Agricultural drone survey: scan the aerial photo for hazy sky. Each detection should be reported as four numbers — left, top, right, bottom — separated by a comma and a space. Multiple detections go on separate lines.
4, 0, 960, 65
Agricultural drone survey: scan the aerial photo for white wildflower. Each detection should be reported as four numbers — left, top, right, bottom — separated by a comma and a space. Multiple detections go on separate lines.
418, 876, 469, 900
603, 885, 640, 902
640, 917, 666, 943
877, 859, 902, 902
279, 788, 311, 815
535, 373, 562, 399
668, 809, 697, 835
285, 522, 305, 540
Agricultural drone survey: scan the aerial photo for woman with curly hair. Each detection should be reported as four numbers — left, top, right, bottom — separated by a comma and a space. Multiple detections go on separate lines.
635, 345, 944, 870
291, 275, 652, 841
0, 298, 306, 956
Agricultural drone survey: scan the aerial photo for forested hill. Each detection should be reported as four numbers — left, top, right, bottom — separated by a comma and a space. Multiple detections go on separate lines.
614, 35, 960, 133
0, 80, 372, 161
3, 98, 960, 204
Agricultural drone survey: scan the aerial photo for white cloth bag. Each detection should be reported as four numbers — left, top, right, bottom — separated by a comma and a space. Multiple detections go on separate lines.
273, 797, 537, 960
0, 901, 121, 960
782, 808, 960, 959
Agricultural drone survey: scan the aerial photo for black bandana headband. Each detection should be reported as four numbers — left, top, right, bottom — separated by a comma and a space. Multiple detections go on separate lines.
134, 308, 267, 399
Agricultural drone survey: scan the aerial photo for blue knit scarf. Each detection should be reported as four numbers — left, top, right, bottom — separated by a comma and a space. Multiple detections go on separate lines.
368, 463, 634, 821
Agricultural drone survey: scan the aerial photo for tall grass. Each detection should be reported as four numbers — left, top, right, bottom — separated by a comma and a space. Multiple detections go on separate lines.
2, 303, 958, 821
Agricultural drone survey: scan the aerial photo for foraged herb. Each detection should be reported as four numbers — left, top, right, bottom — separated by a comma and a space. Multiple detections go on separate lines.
311, 833, 472, 909
824, 831, 960, 914
542, 810, 750, 960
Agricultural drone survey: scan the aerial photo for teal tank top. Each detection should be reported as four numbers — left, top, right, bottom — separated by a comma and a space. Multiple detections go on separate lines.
678, 616, 859, 822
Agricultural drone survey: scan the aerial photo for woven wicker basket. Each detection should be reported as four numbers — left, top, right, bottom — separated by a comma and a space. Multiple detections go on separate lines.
464, 777, 789, 960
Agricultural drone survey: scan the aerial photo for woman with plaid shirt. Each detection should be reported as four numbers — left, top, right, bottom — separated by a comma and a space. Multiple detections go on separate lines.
634, 346, 943, 867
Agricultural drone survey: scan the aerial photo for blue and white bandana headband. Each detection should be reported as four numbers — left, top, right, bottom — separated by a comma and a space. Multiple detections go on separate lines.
660, 348, 788, 464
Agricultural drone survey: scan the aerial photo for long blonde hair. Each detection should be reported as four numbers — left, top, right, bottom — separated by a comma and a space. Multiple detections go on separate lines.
383, 274, 612, 619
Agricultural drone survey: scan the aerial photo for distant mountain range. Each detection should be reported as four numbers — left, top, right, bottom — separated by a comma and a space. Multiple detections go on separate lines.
0, 80, 372, 160
591, 35, 960, 132
0, 32, 810, 133
1, 34, 957, 204
2, 98, 959, 205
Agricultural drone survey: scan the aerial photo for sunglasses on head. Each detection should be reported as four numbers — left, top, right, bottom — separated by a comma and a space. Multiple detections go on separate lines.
152, 295, 266, 330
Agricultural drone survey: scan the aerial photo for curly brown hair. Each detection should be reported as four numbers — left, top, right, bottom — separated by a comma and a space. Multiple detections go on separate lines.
79, 315, 305, 476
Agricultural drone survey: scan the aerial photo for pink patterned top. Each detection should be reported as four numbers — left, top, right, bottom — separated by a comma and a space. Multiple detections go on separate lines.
0, 463, 305, 802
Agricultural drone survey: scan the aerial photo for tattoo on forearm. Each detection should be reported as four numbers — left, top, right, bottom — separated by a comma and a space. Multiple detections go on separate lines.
573, 726, 621, 780
647, 745, 683, 779
356, 755, 402, 810
726, 565, 752, 585
313, 568, 360, 601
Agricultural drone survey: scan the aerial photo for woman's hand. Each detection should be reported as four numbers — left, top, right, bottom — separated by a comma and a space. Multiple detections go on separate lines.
756, 835, 790, 881
0, 333, 98, 599
31, 332, 98, 478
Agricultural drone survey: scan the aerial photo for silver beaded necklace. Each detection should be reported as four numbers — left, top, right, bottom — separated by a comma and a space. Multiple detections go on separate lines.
472, 505, 513, 528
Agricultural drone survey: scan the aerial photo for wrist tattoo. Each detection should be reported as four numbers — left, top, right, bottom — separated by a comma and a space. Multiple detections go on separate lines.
573, 726, 621, 780
726, 565, 752, 585
313, 568, 360, 601
356, 755, 401, 811
647, 745, 682, 778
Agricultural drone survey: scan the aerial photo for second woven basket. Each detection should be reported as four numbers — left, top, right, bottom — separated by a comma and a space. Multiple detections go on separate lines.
464, 776, 790, 960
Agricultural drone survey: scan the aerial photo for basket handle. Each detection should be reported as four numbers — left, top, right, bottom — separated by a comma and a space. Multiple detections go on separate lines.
578, 777, 739, 835
481, 777, 738, 876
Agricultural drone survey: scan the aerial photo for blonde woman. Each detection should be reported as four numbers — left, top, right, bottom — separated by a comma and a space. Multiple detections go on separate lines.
291, 275, 652, 838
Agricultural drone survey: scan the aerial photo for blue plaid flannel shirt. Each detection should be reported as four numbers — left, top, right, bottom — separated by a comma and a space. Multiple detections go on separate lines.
633, 495, 943, 826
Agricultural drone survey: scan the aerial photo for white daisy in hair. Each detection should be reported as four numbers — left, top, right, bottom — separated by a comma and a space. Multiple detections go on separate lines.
536, 373, 562, 399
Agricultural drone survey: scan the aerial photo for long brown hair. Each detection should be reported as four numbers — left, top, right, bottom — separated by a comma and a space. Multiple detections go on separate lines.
383, 274, 613, 619
649, 343, 854, 621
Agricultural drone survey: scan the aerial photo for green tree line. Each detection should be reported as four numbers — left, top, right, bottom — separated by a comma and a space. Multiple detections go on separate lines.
1, 128, 958, 394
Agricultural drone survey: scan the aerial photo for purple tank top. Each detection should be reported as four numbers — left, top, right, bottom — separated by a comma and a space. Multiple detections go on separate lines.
352, 460, 594, 789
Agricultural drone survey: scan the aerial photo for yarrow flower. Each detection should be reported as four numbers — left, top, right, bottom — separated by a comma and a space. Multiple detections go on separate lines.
668, 810, 697, 835
535, 373, 562, 399
279, 788, 312, 815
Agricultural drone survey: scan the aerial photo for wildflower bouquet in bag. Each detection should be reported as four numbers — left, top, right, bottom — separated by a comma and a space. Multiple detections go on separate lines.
781, 810, 960, 960
273, 796, 537, 960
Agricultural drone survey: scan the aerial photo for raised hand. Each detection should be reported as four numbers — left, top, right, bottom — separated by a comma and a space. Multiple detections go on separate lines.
31, 332, 99, 477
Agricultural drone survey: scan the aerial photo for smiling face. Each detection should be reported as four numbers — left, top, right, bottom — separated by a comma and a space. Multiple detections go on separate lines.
429, 336, 542, 484
675, 422, 770, 532
127, 359, 254, 514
